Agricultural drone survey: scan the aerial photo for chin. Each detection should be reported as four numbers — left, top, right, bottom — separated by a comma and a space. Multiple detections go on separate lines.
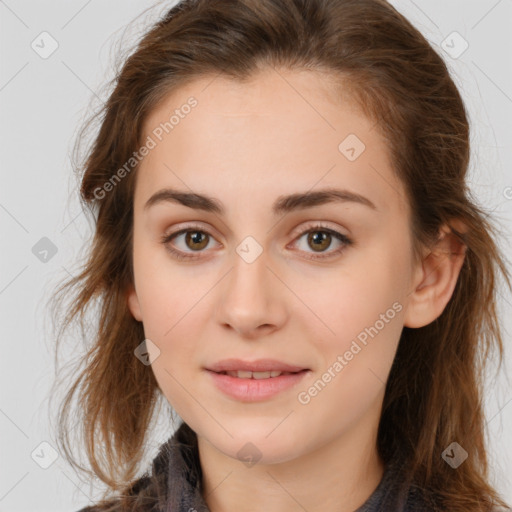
200, 421, 305, 466
227, 438, 302, 467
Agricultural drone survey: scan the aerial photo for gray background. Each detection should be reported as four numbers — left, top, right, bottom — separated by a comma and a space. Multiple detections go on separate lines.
1, 0, 511, 510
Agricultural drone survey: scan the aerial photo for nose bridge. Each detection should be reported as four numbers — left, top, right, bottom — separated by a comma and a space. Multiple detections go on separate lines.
216, 237, 286, 335
227, 239, 271, 310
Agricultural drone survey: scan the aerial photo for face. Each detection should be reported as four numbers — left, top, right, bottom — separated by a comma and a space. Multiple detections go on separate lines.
127, 67, 421, 465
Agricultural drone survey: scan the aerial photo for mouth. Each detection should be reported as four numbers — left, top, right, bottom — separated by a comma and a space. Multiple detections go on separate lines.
204, 359, 311, 401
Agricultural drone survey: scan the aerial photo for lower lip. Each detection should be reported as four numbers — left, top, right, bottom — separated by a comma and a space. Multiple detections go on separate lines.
206, 369, 310, 402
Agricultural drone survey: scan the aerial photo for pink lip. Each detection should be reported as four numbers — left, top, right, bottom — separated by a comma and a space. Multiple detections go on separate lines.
204, 359, 311, 402
205, 358, 309, 373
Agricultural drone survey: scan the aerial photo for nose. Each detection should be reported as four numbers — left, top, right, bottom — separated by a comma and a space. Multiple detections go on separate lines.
216, 246, 288, 339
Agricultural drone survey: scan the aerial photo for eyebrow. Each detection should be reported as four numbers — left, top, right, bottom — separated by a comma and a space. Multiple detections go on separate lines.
143, 187, 377, 216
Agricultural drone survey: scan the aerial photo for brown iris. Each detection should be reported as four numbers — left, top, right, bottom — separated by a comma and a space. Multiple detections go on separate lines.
185, 231, 209, 251
308, 231, 332, 252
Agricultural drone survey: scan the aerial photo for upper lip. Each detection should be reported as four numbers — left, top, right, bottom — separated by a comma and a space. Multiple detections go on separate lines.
206, 358, 309, 373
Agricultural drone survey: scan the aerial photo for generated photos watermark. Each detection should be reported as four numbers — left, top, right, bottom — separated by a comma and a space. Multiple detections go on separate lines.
297, 301, 403, 405
93, 96, 198, 200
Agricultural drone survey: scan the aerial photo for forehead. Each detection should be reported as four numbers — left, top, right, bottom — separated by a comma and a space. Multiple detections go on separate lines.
136, 68, 407, 217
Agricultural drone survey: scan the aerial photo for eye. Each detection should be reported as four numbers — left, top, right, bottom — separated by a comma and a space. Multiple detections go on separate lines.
160, 222, 353, 261
160, 224, 218, 261
289, 222, 353, 261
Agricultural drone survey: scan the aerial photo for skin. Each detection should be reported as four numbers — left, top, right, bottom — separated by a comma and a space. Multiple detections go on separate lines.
127, 67, 466, 512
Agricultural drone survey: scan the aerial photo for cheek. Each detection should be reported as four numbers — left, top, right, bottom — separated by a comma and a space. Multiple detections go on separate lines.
293, 251, 406, 432
301, 237, 408, 370
308, 247, 405, 325
133, 262, 207, 412
133, 236, 203, 331
137, 274, 203, 358
131, 245, 206, 385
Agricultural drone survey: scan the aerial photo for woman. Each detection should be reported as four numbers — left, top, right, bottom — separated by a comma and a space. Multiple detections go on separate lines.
50, 0, 511, 510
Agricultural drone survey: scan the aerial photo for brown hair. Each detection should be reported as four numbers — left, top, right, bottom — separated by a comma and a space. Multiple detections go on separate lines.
49, 0, 511, 510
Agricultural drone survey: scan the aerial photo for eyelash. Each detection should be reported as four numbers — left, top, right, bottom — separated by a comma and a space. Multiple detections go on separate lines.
159, 222, 353, 262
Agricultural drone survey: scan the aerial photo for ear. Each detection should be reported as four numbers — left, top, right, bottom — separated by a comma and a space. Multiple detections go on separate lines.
404, 220, 467, 328
126, 283, 143, 322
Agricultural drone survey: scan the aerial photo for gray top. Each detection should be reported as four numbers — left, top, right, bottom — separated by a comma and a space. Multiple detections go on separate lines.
78, 421, 435, 511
